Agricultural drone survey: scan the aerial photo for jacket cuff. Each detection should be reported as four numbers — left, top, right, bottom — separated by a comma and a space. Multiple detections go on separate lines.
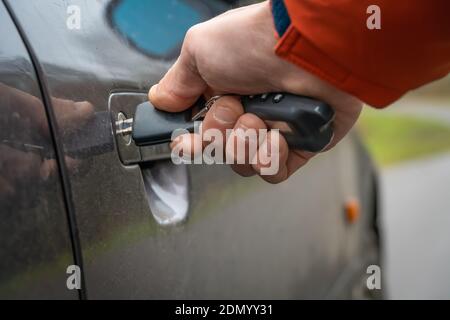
272, 16, 402, 107
271, 0, 291, 37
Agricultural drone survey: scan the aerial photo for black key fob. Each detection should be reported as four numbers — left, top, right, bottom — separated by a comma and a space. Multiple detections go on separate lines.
131, 93, 334, 153
241, 93, 334, 152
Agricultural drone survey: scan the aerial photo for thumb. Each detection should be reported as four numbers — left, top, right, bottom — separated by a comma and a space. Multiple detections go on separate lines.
149, 55, 207, 112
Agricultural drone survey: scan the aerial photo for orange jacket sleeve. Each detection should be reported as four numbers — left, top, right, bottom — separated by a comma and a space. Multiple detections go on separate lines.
274, 0, 450, 107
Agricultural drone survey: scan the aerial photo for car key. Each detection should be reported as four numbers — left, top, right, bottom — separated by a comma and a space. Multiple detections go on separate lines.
119, 93, 335, 153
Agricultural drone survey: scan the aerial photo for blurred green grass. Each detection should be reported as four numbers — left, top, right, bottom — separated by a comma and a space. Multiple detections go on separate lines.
357, 108, 450, 166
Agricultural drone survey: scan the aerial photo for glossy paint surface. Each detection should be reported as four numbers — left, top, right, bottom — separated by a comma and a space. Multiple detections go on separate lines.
4, 0, 379, 299
0, 1, 76, 299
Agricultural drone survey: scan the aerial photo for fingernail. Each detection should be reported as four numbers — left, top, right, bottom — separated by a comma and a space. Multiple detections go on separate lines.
213, 106, 236, 124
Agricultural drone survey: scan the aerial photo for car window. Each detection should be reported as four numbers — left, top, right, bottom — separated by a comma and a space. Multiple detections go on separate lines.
109, 0, 226, 59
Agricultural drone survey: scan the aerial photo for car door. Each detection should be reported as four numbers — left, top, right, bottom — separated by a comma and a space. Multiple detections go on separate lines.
6, 0, 365, 299
0, 1, 78, 299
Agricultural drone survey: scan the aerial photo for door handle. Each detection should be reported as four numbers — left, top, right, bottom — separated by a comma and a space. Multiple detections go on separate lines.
141, 161, 189, 226
110, 93, 190, 226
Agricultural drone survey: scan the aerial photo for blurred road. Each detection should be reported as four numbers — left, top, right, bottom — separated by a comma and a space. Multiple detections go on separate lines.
381, 100, 450, 299
382, 152, 450, 299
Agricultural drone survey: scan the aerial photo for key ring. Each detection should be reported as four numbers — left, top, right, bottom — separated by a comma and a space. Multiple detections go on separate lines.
205, 93, 239, 110
192, 94, 238, 121
204, 95, 222, 110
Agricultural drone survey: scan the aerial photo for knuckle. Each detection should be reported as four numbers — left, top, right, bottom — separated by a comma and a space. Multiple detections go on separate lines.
184, 24, 203, 49
186, 24, 201, 38
231, 165, 256, 178
262, 176, 286, 185
260, 168, 289, 185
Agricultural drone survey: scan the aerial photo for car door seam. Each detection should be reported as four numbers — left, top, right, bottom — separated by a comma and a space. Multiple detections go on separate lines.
3, 0, 87, 300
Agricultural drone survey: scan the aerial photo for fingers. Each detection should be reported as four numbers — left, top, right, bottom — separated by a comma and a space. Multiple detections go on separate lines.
52, 99, 95, 136
40, 159, 57, 181
170, 96, 244, 163
203, 96, 244, 145
167, 96, 293, 183
251, 130, 290, 184
228, 113, 266, 177
149, 30, 207, 112
40, 157, 80, 181
0, 83, 48, 135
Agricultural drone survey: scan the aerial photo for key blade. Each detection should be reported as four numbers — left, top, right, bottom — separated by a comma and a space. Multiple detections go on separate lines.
116, 118, 134, 135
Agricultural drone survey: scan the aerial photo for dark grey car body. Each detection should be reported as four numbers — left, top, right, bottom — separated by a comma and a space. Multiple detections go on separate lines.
0, 0, 380, 299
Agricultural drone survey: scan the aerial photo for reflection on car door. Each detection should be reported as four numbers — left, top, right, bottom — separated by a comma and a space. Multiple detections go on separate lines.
0, 2, 77, 299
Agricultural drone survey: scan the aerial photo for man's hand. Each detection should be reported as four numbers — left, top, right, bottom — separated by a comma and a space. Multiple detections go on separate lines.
148, 1, 362, 184
0, 83, 93, 202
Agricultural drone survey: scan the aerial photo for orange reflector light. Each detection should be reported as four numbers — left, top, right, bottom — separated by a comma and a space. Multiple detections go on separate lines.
345, 199, 360, 224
